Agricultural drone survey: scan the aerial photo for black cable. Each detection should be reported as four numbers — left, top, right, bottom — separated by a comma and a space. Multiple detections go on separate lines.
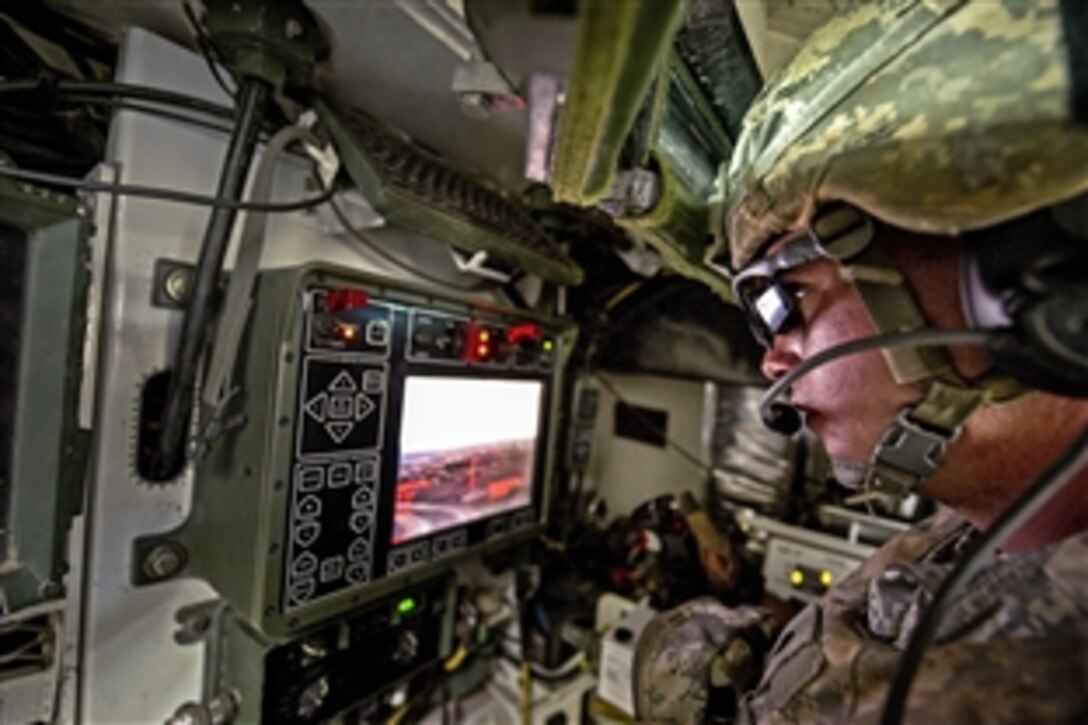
0, 79, 235, 120
880, 425, 1088, 725
0, 164, 335, 212
154, 78, 270, 478
60, 95, 235, 135
181, 0, 238, 100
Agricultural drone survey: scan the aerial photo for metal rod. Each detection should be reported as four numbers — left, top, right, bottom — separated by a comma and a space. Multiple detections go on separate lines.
154, 78, 270, 479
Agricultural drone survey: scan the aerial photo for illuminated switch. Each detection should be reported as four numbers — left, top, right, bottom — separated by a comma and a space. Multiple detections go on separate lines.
324, 288, 369, 313
463, 321, 495, 363
507, 322, 542, 345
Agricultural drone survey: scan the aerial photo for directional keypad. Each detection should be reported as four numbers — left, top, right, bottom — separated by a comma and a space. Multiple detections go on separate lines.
297, 359, 386, 456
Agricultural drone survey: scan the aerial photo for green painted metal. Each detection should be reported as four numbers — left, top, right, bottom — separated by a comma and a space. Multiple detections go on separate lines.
0, 177, 89, 614
616, 155, 733, 301
135, 263, 573, 638
316, 100, 583, 286
549, 0, 685, 205
204, 0, 324, 92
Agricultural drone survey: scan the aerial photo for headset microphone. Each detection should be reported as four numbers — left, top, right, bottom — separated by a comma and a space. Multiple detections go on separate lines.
762, 401, 803, 435
756, 330, 996, 436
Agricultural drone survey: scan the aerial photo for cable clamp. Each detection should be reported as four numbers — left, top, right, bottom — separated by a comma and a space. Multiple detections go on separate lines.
299, 110, 341, 188
191, 386, 247, 463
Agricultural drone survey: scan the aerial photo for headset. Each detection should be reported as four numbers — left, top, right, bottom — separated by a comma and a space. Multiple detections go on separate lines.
961, 194, 1088, 398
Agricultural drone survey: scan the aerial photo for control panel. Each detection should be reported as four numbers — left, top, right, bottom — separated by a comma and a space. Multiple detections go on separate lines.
212, 575, 455, 725
137, 264, 569, 636
754, 518, 874, 603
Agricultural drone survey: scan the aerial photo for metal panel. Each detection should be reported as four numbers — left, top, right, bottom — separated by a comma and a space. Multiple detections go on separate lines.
79, 27, 513, 722
0, 178, 87, 615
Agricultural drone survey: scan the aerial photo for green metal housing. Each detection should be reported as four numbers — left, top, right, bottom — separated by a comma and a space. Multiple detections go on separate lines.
0, 177, 89, 614
135, 263, 572, 638
316, 100, 583, 287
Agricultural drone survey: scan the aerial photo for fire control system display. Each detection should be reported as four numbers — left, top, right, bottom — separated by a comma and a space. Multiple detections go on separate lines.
171, 265, 564, 637
393, 377, 542, 545
275, 280, 556, 617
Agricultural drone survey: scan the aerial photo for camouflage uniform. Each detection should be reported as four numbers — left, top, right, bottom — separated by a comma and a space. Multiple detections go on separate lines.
738, 511, 1088, 723
634, 513, 1088, 723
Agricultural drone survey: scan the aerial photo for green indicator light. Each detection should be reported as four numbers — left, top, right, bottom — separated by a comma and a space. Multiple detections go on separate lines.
543, 339, 554, 351
396, 597, 417, 615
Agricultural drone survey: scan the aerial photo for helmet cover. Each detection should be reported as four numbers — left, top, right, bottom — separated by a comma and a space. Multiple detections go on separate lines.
711, 0, 1088, 272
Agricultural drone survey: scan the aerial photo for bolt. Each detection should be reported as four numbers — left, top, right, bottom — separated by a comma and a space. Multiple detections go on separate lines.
144, 543, 184, 580
164, 268, 192, 304
459, 92, 491, 121
166, 703, 205, 725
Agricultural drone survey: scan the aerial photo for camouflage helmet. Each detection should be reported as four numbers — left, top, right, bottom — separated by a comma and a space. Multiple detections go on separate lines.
710, 0, 1088, 272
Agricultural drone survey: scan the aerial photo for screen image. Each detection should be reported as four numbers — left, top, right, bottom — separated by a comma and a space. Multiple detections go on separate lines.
393, 377, 543, 544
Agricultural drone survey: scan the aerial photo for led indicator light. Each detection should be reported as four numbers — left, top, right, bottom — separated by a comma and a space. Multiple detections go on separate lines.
542, 339, 554, 351
820, 570, 833, 588
478, 345, 489, 357
789, 569, 805, 587
396, 597, 417, 615
479, 330, 490, 343
338, 324, 359, 341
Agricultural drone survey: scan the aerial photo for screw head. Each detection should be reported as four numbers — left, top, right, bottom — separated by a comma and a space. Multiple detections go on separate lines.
144, 543, 185, 580
164, 268, 192, 304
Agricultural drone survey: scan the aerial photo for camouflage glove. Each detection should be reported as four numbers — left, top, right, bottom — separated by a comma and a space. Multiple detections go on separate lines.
633, 598, 778, 723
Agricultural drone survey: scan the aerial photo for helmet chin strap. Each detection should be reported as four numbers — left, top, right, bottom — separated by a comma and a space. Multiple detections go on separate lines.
847, 239, 1020, 497
860, 380, 987, 496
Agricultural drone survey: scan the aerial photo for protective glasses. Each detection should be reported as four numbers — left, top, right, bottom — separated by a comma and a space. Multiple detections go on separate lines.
731, 206, 874, 347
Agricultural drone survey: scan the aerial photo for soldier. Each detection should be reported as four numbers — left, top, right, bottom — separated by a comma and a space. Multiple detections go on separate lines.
634, 1, 1088, 722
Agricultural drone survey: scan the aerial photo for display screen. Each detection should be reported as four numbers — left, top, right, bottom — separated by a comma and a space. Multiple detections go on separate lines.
393, 377, 542, 544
